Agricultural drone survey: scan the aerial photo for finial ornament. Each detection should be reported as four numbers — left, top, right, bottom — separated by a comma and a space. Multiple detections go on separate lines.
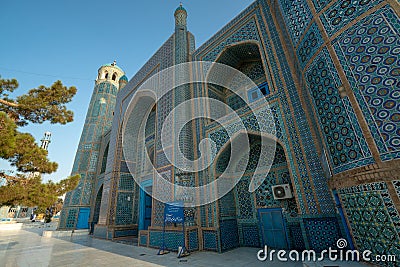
112, 60, 116, 66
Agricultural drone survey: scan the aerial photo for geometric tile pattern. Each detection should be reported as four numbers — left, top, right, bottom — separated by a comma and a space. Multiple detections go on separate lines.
241, 224, 260, 247
59, 79, 120, 229
118, 173, 135, 191
256, 2, 328, 214
219, 219, 239, 251
149, 231, 184, 251
288, 222, 306, 250
320, 0, 384, 36
278, 0, 313, 45
188, 230, 199, 251
255, 172, 281, 208
66, 208, 78, 229
303, 217, 342, 252
200, 19, 260, 62
62, 0, 399, 257
219, 191, 237, 218
236, 179, 255, 220
115, 192, 133, 225
152, 200, 165, 227
297, 22, 324, 69
338, 182, 400, 264
306, 48, 373, 173
199, 10, 323, 217
333, 6, 400, 161
310, 0, 329, 13
203, 230, 218, 251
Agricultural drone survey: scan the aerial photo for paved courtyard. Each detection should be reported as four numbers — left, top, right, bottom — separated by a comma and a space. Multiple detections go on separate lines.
0, 223, 369, 267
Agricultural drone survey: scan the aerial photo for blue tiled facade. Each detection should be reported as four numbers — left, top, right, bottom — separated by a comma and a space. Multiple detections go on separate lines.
59, 67, 126, 230
60, 0, 400, 261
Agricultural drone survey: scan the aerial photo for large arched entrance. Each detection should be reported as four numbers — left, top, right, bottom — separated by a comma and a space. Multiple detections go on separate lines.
214, 133, 297, 250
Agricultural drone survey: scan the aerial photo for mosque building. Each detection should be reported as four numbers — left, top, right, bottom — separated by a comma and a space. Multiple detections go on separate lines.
59, 0, 400, 262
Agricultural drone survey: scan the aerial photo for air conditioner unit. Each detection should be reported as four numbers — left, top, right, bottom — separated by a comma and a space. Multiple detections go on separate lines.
271, 184, 293, 200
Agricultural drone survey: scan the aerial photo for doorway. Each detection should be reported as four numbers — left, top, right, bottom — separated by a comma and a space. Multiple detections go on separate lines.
77, 208, 90, 229
139, 181, 153, 230
258, 208, 289, 249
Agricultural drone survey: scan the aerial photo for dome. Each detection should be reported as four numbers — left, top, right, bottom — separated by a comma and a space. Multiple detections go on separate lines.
174, 3, 186, 15
119, 75, 128, 82
101, 60, 123, 72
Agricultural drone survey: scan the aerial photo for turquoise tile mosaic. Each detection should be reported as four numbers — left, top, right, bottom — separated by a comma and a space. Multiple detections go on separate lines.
303, 217, 343, 252
338, 182, 400, 266
278, 0, 313, 46
305, 48, 374, 173
297, 22, 324, 70
320, 0, 384, 36
60, 0, 399, 257
333, 6, 400, 161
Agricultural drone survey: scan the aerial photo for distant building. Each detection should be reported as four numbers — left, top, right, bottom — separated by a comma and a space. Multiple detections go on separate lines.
60, 0, 400, 261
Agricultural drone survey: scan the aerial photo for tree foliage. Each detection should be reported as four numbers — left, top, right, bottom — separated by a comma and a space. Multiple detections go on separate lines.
0, 77, 77, 126
0, 75, 78, 211
0, 112, 58, 173
0, 174, 80, 212
0, 76, 77, 176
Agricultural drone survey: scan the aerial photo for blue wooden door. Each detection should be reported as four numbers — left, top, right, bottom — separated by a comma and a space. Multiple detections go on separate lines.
139, 183, 153, 230
258, 208, 288, 249
76, 208, 90, 229
144, 193, 152, 230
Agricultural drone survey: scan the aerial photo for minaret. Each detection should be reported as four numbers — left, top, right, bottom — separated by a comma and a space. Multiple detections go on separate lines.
172, 4, 194, 205
59, 61, 125, 230
174, 3, 189, 64
28, 132, 52, 178
40, 132, 51, 150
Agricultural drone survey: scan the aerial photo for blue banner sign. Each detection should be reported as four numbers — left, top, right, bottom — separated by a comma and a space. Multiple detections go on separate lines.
164, 201, 184, 223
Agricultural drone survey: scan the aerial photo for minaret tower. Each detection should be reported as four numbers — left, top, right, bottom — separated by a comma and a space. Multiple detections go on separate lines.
40, 132, 51, 150
174, 3, 189, 64
28, 131, 52, 178
59, 61, 126, 230
172, 4, 195, 206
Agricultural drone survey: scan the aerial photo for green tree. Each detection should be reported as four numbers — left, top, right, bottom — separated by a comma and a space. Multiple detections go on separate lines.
0, 75, 79, 210
0, 76, 77, 176
0, 174, 80, 213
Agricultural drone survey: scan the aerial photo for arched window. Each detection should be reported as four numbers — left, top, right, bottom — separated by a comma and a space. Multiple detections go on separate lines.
105, 72, 109, 79
112, 73, 117, 81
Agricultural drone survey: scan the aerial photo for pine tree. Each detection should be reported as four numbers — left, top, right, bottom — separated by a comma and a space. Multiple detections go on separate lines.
0, 75, 79, 209
0, 76, 76, 175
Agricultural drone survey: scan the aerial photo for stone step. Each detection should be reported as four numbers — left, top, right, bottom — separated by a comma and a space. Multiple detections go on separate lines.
42, 229, 89, 238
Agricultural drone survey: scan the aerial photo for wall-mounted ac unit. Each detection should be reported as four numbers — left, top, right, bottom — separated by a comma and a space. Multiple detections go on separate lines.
271, 184, 293, 200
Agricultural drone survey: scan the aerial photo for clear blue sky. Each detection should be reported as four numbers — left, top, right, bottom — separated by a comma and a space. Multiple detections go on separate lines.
0, 0, 255, 182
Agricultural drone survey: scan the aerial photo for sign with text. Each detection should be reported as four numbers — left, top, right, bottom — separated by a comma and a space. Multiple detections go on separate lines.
164, 201, 184, 224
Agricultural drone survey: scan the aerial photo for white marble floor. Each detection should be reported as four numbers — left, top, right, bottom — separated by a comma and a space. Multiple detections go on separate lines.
0, 224, 370, 267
